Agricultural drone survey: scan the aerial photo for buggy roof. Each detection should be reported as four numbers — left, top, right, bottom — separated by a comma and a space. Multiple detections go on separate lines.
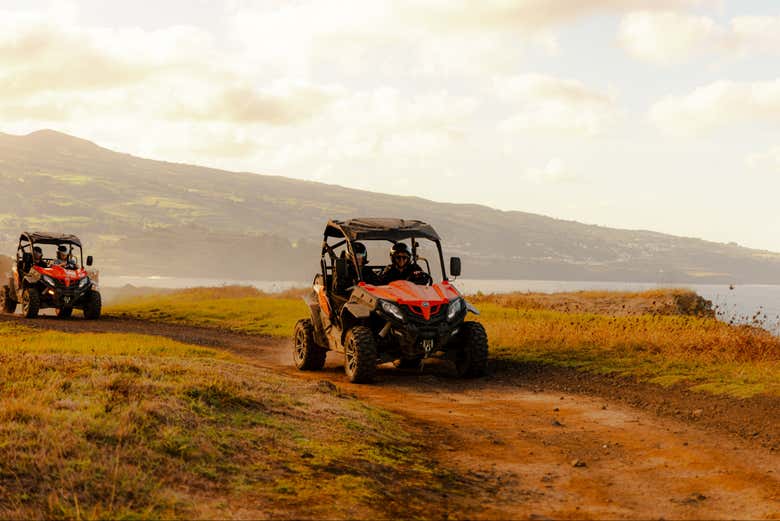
20, 232, 82, 247
324, 218, 440, 242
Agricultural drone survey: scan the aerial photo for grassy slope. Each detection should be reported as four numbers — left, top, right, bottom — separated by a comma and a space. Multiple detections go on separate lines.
108, 286, 308, 337
0, 322, 462, 519
107, 287, 780, 398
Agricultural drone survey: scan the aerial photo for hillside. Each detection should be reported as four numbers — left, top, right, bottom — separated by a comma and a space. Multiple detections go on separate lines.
1, 129, 779, 283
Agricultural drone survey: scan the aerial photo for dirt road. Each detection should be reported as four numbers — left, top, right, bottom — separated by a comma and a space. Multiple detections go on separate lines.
9, 315, 780, 520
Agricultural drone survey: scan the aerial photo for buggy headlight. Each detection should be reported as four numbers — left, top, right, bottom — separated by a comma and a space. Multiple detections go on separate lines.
380, 300, 405, 322
447, 298, 463, 321
42, 275, 56, 286
79, 277, 90, 288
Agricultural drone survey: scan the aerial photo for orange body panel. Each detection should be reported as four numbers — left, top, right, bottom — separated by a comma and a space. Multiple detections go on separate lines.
33, 265, 87, 288
359, 280, 460, 320
315, 284, 331, 316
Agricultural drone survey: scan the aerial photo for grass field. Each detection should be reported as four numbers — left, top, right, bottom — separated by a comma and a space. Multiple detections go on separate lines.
475, 301, 780, 398
0, 321, 459, 519
107, 286, 780, 398
108, 286, 307, 337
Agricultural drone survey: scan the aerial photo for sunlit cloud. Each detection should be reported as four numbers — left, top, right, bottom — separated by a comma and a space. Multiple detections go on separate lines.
649, 80, 780, 135
496, 74, 618, 136
167, 82, 340, 125
264, 88, 479, 169
229, 0, 709, 80
405, 0, 711, 31
619, 12, 780, 65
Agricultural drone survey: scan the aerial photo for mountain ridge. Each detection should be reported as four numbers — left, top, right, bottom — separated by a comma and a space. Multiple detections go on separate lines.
0, 129, 777, 283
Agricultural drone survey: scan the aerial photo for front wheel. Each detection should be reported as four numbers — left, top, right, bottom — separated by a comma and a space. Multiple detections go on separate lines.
83, 291, 101, 320
22, 287, 40, 318
344, 326, 377, 383
453, 322, 489, 378
293, 319, 327, 370
1, 285, 17, 314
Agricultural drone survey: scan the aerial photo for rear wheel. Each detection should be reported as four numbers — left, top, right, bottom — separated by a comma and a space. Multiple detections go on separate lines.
293, 319, 327, 370
344, 326, 377, 383
22, 287, 40, 318
56, 307, 73, 318
453, 322, 488, 378
83, 291, 101, 320
1, 285, 16, 314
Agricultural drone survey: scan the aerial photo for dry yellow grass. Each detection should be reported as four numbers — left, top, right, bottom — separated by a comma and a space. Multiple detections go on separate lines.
0, 322, 460, 519
478, 302, 780, 397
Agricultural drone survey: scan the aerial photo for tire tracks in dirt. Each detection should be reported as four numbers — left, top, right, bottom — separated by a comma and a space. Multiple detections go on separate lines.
7, 315, 780, 520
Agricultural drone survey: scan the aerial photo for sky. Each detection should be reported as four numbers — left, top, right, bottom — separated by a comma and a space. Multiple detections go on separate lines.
2, 0, 780, 250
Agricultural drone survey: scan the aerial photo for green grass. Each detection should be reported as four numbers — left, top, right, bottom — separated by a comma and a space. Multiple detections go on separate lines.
0, 322, 460, 519
108, 286, 307, 337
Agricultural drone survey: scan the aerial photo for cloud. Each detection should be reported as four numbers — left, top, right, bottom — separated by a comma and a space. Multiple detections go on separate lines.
230, 1, 708, 79
265, 88, 479, 169
405, 0, 710, 32
649, 80, 780, 135
167, 82, 339, 125
0, 11, 219, 99
496, 74, 618, 136
747, 146, 780, 172
0, 6, 342, 129
619, 12, 780, 65
524, 158, 578, 184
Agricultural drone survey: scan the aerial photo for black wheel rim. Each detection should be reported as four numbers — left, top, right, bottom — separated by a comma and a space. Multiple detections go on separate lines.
345, 339, 357, 375
294, 328, 306, 363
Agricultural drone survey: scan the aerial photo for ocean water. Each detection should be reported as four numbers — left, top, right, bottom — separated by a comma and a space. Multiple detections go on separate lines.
101, 276, 780, 334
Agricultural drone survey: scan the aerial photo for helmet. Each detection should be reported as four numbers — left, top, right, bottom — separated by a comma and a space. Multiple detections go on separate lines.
390, 243, 411, 267
57, 244, 68, 260
390, 242, 409, 257
350, 242, 368, 263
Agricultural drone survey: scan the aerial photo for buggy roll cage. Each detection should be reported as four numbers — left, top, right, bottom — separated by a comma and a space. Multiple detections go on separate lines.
17, 232, 85, 270
320, 219, 449, 285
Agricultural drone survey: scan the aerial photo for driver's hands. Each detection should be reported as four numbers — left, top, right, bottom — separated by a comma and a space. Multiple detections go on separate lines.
412, 270, 431, 285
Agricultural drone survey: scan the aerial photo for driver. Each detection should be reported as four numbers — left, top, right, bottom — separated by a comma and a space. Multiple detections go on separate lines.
32, 246, 47, 268
378, 243, 430, 285
53, 245, 76, 268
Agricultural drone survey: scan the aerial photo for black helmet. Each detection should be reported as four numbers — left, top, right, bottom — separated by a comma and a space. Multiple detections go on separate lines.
390, 243, 411, 268
350, 242, 368, 263
390, 242, 409, 257
57, 245, 67, 253
33, 246, 42, 254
